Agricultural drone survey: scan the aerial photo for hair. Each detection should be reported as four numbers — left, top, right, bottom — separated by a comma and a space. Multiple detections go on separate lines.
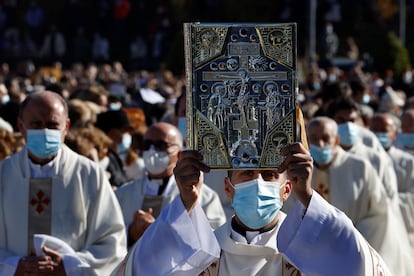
174, 91, 186, 117
320, 81, 352, 102
326, 97, 361, 119
68, 99, 93, 128
76, 126, 113, 159
65, 130, 96, 160
147, 122, 184, 149
19, 90, 68, 118
349, 79, 367, 95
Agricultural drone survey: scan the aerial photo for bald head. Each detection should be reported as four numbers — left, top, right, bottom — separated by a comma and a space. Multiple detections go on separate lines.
17, 90, 70, 164
370, 113, 396, 133
307, 116, 338, 138
145, 122, 183, 149
143, 122, 183, 178
306, 116, 339, 168
19, 91, 68, 119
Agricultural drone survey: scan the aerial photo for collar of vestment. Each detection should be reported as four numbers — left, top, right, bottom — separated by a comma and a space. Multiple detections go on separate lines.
145, 175, 172, 195
230, 217, 279, 245
28, 149, 61, 178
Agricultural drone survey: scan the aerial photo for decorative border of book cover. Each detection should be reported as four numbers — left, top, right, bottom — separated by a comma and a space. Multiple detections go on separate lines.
184, 22, 297, 169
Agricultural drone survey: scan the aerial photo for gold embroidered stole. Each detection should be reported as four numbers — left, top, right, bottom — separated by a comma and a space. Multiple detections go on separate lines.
28, 178, 52, 255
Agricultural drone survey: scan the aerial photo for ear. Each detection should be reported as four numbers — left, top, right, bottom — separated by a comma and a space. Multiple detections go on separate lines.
334, 135, 340, 146
63, 118, 71, 135
224, 176, 234, 200
389, 129, 397, 142
281, 180, 292, 202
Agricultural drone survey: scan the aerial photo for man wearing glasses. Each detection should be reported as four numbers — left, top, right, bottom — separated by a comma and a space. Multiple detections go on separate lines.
115, 122, 226, 247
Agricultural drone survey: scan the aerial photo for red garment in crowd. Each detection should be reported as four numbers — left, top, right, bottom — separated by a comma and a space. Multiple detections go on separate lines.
114, 0, 131, 20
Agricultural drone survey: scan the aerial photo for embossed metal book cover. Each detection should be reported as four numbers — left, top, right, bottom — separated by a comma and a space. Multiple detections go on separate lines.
184, 22, 297, 169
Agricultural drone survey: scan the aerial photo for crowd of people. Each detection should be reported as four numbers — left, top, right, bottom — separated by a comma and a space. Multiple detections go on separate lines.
0, 42, 413, 274
0, 0, 174, 71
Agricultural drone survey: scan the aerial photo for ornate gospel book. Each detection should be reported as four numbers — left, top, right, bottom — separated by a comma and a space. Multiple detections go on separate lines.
184, 22, 297, 169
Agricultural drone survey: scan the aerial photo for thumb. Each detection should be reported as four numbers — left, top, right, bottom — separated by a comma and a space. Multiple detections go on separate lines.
147, 208, 153, 215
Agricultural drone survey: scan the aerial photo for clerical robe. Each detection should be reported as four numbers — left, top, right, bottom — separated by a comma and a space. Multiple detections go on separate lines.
112, 191, 391, 276
312, 147, 413, 275
358, 124, 385, 153
0, 145, 127, 275
115, 175, 226, 231
388, 146, 414, 250
347, 140, 398, 201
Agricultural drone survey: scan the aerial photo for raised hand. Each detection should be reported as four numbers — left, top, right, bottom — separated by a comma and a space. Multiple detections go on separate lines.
173, 150, 210, 212
278, 142, 314, 207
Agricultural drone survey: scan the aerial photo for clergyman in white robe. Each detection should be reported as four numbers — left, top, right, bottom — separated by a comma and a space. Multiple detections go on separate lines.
388, 145, 414, 250
0, 145, 127, 275
115, 174, 226, 232
113, 191, 391, 276
311, 147, 413, 275
347, 139, 398, 202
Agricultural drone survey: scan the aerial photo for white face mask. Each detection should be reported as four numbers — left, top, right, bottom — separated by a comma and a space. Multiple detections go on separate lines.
143, 146, 170, 175
99, 156, 110, 170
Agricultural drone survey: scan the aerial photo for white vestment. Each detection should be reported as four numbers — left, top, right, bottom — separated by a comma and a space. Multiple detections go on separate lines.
388, 146, 414, 250
204, 170, 234, 220
115, 175, 226, 231
358, 125, 386, 153
311, 148, 413, 275
0, 145, 127, 275
348, 140, 398, 201
112, 192, 391, 276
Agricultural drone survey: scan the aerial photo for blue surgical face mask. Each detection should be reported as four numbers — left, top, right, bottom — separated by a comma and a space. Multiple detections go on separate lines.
375, 132, 390, 149
109, 102, 122, 110
1, 94, 10, 105
309, 144, 334, 165
117, 133, 132, 154
312, 82, 321, 91
231, 178, 282, 229
361, 94, 370, 105
338, 122, 360, 147
397, 133, 414, 148
26, 129, 62, 159
177, 117, 187, 140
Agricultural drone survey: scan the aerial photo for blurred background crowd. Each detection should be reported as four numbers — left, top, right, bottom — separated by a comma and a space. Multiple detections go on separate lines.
0, 0, 414, 187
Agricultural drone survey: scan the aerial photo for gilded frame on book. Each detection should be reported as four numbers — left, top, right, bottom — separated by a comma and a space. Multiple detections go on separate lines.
184, 22, 297, 169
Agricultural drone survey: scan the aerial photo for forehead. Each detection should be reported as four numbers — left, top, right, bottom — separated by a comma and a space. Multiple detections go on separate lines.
307, 120, 337, 144
230, 169, 283, 179
333, 109, 358, 122
307, 121, 334, 136
370, 116, 391, 131
144, 126, 175, 142
22, 97, 67, 121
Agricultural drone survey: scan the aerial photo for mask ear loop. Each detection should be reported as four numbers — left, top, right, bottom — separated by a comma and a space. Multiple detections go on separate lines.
225, 176, 235, 190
